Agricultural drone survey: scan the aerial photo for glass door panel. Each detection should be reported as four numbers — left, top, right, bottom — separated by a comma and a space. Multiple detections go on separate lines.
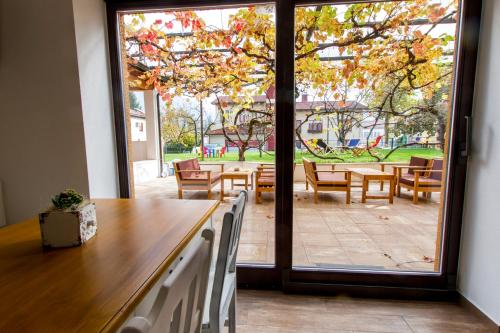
121, 5, 276, 265
292, 0, 459, 272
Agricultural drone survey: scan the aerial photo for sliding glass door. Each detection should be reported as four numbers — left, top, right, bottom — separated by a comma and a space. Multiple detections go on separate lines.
106, 0, 480, 292
119, 4, 277, 266
292, 0, 458, 273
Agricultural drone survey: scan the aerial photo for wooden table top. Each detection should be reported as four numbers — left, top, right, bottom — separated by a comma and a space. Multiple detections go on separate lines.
0, 198, 219, 333
346, 167, 393, 176
222, 168, 253, 176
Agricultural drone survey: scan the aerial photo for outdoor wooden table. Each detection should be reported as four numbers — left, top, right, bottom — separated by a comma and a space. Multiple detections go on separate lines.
0, 198, 219, 333
220, 167, 253, 200
347, 167, 395, 203
379, 162, 405, 192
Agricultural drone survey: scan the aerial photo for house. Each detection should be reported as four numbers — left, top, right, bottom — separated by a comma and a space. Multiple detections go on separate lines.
0, 1, 499, 332
129, 108, 147, 142
208, 92, 384, 150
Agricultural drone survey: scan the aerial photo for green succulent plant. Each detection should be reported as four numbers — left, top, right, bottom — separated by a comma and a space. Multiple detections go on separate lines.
51, 189, 84, 210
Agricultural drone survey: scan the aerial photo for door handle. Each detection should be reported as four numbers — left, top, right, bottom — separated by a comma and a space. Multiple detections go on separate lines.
460, 115, 472, 157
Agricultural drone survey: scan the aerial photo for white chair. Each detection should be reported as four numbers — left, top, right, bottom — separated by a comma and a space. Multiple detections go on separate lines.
121, 228, 215, 333
202, 191, 247, 333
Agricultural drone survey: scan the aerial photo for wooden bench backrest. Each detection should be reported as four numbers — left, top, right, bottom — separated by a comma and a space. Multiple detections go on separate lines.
303, 158, 318, 184
174, 158, 201, 181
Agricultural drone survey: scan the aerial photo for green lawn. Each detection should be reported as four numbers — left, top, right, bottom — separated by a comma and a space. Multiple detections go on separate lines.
164, 148, 443, 164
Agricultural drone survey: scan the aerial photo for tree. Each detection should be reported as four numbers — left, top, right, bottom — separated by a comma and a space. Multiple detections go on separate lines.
128, 92, 142, 110
161, 99, 216, 149
124, 1, 457, 161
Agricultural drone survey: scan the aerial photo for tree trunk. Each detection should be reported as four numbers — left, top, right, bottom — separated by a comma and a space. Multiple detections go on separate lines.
437, 114, 446, 152
384, 114, 390, 148
238, 147, 247, 161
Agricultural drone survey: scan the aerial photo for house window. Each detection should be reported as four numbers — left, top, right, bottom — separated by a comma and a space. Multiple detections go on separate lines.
295, 120, 302, 134
307, 121, 323, 133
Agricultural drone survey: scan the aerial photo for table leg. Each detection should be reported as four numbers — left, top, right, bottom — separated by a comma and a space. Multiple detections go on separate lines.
362, 178, 367, 203
380, 164, 384, 191
244, 177, 248, 190
389, 177, 394, 204
220, 178, 225, 201
231, 179, 234, 190
250, 173, 254, 190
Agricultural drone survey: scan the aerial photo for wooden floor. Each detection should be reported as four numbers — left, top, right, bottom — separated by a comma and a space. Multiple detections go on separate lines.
136, 175, 440, 271
236, 290, 495, 333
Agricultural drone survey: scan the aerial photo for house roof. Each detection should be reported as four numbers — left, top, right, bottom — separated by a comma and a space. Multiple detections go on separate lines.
129, 108, 146, 119
206, 127, 237, 136
211, 96, 367, 111
206, 125, 271, 136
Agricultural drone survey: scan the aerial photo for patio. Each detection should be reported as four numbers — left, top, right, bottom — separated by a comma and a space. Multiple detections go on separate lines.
135, 173, 440, 272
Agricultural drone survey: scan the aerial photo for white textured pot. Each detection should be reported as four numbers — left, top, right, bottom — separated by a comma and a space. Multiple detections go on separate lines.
39, 202, 97, 248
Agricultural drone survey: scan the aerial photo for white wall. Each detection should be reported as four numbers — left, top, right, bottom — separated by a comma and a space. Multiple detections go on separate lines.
458, 0, 500, 325
73, 0, 119, 198
0, 0, 90, 224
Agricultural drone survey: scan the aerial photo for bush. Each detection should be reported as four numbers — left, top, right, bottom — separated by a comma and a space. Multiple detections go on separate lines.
163, 143, 192, 154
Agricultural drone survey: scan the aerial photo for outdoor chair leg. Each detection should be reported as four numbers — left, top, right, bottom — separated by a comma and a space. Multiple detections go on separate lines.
305, 181, 309, 190
208, 189, 212, 199
413, 189, 419, 204
178, 189, 183, 199
346, 189, 351, 205
314, 191, 318, 204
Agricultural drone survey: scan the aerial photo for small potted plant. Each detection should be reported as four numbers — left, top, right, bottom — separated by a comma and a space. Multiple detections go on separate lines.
39, 189, 97, 248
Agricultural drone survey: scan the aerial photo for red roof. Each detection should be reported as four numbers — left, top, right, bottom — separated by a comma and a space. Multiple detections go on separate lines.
206, 127, 237, 135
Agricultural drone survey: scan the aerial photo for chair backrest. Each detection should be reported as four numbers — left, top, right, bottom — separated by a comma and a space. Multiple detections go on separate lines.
208, 191, 247, 328
428, 159, 443, 181
316, 139, 327, 149
303, 158, 318, 183
369, 135, 383, 148
174, 159, 201, 180
408, 156, 429, 175
121, 229, 215, 333
348, 139, 360, 147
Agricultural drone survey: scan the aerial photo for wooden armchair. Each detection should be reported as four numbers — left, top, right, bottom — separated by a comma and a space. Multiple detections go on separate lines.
255, 164, 275, 204
303, 158, 351, 204
174, 158, 224, 199
394, 158, 443, 203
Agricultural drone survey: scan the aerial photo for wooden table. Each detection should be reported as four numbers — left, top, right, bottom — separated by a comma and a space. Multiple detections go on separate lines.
379, 162, 403, 192
220, 168, 253, 200
347, 167, 395, 203
0, 199, 219, 333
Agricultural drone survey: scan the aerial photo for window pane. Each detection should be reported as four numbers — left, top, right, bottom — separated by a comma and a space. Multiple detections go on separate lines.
293, 0, 458, 272
122, 5, 277, 265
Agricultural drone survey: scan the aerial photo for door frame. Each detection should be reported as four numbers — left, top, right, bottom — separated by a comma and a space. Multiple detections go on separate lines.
105, 0, 482, 297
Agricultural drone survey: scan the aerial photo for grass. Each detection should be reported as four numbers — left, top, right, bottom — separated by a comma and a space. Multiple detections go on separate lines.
164, 148, 444, 164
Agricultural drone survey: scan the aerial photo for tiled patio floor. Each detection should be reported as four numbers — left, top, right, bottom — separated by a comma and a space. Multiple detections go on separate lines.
135, 176, 441, 272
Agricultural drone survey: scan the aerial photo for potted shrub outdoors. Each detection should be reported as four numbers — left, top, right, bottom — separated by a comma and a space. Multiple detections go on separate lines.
39, 189, 97, 248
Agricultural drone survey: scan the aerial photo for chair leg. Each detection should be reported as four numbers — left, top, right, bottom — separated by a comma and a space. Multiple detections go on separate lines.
397, 184, 401, 197
305, 180, 309, 190
178, 189, 183, 199
228, 289, 236, 333
207, 189, 212, 199
314, 190, 318, 204
346, 189, 350, 205
413, 190, 419, 204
